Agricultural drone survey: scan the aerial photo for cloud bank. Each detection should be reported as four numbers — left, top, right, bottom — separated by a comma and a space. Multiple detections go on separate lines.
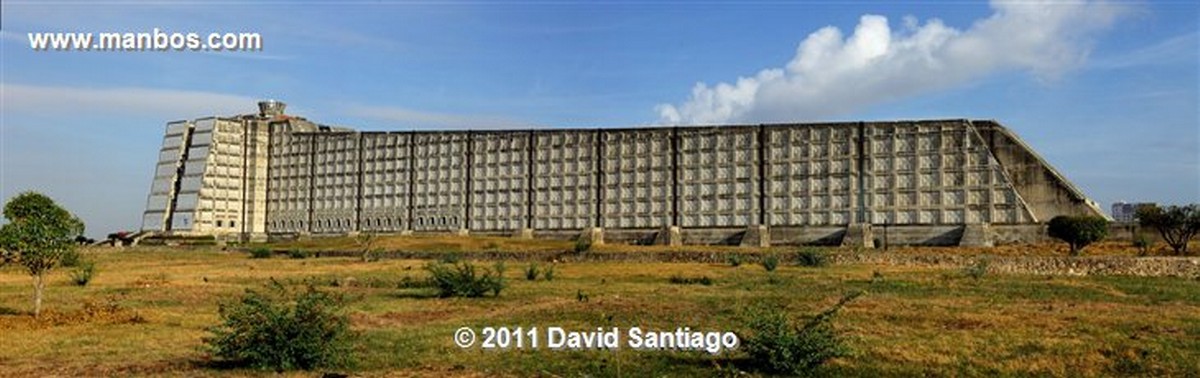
656, 0, 1127, 125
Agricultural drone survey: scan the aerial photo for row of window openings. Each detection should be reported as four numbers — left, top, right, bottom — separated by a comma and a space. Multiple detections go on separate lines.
270, 216, 460, 230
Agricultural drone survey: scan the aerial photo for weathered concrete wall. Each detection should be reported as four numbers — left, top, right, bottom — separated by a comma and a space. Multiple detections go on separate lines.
533, 130, 598, 230
601, 129, 673, 229
267, 131, 313, 233
411, 132, 468, 232
678, 126, 760, 227
765, 123, 858, 226
310, 133, 359, 234
145, 110, 1105, 245
470, 131, 530, 231
973, 120, 1105, 221
359, 132, 411, 233
141, 120, 191, 231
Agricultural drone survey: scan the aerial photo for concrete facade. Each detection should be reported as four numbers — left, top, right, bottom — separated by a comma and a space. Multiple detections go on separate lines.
141, 102, 1106, 246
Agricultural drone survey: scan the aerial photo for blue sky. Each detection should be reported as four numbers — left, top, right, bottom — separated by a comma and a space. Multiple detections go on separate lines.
1, 1, 1197, 236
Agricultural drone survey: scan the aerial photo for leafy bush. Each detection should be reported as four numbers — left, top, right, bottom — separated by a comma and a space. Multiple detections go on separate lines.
205, 284, 354, 371
1132, 234, 1152, 256
796, 248, 829, 267
543, 265, 556, 281
70, 260, 96, 286
1048, 215, 1109, 256
742, 291, 863, 375
288, 249, 309, 259
727, 254, 743, 267
574, 238, 592, 253
425, 261, 505, 298
249, 248, 272, 259
59, 249, 81, 268
438, 252, 462, 264
964, 258, 990, 280
761, 254, 779, 272
524, 262, 540, 281
668, 275, 714, 286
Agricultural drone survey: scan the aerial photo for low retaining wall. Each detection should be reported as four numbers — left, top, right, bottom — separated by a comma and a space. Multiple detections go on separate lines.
285, 248, 1200, 279
833, 253, 1200, 279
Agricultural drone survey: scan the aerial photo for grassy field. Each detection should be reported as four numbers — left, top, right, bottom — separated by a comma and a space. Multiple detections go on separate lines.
0, 240, 1197, 377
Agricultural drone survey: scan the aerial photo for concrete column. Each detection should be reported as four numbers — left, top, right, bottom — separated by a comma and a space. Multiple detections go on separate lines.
842, 223, 875, 249
581, 227, 605, 246
654, 225, 683, 246
739, 225, 771, 248
959, 223, 994, 247
513, 228, 534, 239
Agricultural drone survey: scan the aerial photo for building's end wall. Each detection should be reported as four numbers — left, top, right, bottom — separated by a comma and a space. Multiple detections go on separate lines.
973, 120, 1105, 222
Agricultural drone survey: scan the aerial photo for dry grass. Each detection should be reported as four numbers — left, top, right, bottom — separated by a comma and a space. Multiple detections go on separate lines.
0, 244, 1196, 376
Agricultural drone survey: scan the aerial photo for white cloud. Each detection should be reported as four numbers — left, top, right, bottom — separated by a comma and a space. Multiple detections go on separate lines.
1, 83, 258, 119
343, 104, 530, 130
656, 0, 1128, 125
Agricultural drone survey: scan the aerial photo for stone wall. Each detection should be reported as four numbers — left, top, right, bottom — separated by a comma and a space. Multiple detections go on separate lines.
832, 253, 1200, 279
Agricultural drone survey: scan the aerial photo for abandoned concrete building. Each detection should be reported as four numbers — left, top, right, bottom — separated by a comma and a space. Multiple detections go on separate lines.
140, 100, 1105, 247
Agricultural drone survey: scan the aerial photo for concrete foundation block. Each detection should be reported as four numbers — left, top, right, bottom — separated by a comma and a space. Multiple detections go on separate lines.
454, 229, 470, 237
580, 227, 605, 246
654, 226, 683, 246
512, 228, 534, 239
739, 225, 771, 248
400, 230, 414, 236
841, 223, 876, 249
959, 223, 994, 247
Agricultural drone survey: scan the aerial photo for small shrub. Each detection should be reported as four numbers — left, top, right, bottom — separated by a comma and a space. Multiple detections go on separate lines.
249, 248, 271, 259
574, 238, 592, 253
205, 284, 354, 371
761, 254, 779, 272
742, 291, 863, 375
425, 261, 505, 298
796, 248, 828, 267
668, 275, 714, 286
543, 265, 556, 281
59, 249, 81, 268
727, 254, 743, 267
396, 275, 434, 289
1132, 234, 1151, 256
438, 252, 462, 264
964, 258, 990, 280
1048, 215, 1109, 256
870, 270, 884, 284
70, 261, 96, 286
288, 249, 309, 259
525, 263, 540, 281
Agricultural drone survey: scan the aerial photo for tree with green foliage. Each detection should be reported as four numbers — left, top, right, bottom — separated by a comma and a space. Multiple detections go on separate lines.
1136, 204, 1200, 255
1047, 215, 1108, 256
0, 192, 85, 317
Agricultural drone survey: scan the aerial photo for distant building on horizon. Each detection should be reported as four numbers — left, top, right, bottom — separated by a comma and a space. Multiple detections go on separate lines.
1111, 201, 1156, 223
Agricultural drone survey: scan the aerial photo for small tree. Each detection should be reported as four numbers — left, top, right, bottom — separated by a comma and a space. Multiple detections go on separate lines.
1136, 204, 1200, 255
0, 192, 84, 317
1047, 215, 1108, 256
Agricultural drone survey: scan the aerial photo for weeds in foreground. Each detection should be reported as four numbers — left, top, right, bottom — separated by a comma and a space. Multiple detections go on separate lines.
741, 291, 864, 376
